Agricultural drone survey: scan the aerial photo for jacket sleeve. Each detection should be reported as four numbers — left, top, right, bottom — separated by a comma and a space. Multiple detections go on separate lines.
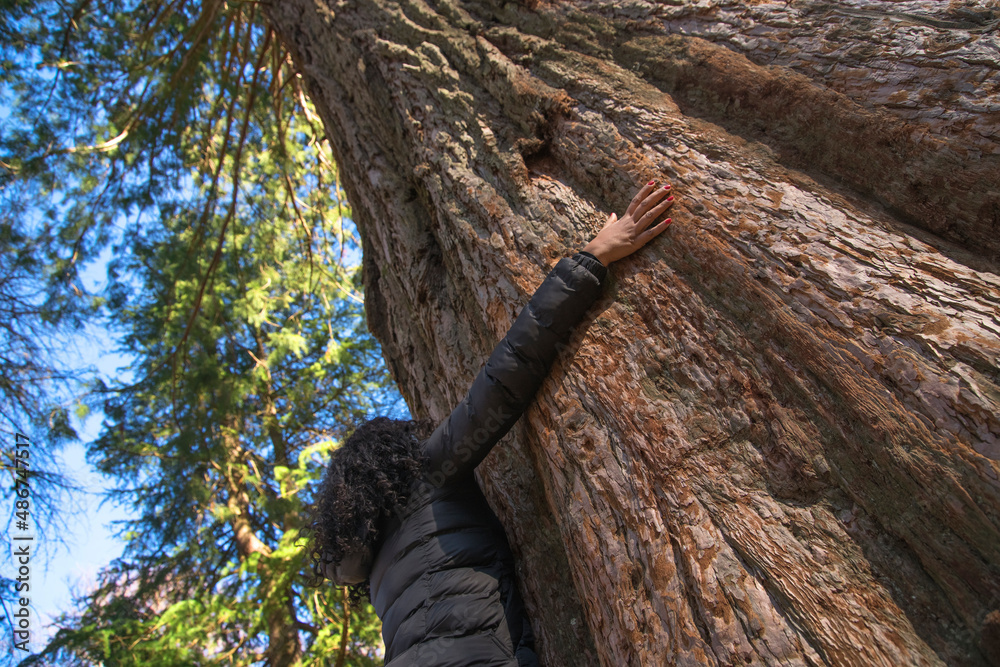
420, 252, 607, 485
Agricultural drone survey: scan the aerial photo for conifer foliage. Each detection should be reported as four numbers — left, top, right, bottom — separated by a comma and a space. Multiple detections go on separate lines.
2, 1, 391, 664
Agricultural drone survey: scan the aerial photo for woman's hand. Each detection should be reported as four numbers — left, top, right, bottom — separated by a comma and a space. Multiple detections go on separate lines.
582, 180, 675, 266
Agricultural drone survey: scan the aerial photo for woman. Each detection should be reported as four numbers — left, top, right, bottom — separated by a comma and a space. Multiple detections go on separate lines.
308, 180, 676, 666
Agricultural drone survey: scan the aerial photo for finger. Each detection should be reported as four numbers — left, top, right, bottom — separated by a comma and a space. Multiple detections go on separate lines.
633, 185, 671, 222
625, 180, 657, 218
608, 212, 618, 225
637, 193, 674, 229
637, 217, 673, 246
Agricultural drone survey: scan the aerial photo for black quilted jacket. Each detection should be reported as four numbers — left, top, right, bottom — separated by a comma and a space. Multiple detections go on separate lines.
369, 252, 607, 667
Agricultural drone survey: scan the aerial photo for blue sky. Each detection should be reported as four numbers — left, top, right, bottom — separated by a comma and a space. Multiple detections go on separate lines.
27, 422, 133, 651
20, 250, 138, 652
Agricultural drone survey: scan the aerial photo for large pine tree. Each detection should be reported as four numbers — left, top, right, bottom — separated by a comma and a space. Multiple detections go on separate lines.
259, 1, 1000, 665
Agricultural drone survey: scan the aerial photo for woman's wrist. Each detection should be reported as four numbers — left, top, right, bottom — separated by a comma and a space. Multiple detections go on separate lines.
581, 240, 610, 266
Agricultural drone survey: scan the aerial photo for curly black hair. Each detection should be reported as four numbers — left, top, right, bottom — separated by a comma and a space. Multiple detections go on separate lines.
306, 415, 435, 603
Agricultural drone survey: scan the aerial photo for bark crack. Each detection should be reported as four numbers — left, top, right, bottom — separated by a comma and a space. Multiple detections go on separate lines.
716, 517, 827, 666
666, 522, 718, 662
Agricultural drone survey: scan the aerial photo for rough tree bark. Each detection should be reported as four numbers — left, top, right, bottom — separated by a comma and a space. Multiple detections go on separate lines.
264, 1, 1000, 665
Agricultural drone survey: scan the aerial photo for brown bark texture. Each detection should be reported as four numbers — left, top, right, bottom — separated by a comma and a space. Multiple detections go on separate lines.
264, 1, 1000, 665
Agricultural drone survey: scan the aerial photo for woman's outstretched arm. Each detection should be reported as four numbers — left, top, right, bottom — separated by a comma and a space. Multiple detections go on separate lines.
419, 180, 676, 486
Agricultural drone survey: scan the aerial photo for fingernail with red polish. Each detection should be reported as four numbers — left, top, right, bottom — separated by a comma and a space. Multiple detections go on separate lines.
648, 180, 655, 185
667, 196, 674, 201
663, 185, 671, 190
666, 218, 673, 225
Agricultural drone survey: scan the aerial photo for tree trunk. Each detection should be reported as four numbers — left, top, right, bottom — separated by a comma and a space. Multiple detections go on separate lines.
220, 427, 304, 666
264, 1, 1000, 665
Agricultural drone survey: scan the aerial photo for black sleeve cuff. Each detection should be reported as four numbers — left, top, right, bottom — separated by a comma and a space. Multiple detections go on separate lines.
573, 251, 608, 283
